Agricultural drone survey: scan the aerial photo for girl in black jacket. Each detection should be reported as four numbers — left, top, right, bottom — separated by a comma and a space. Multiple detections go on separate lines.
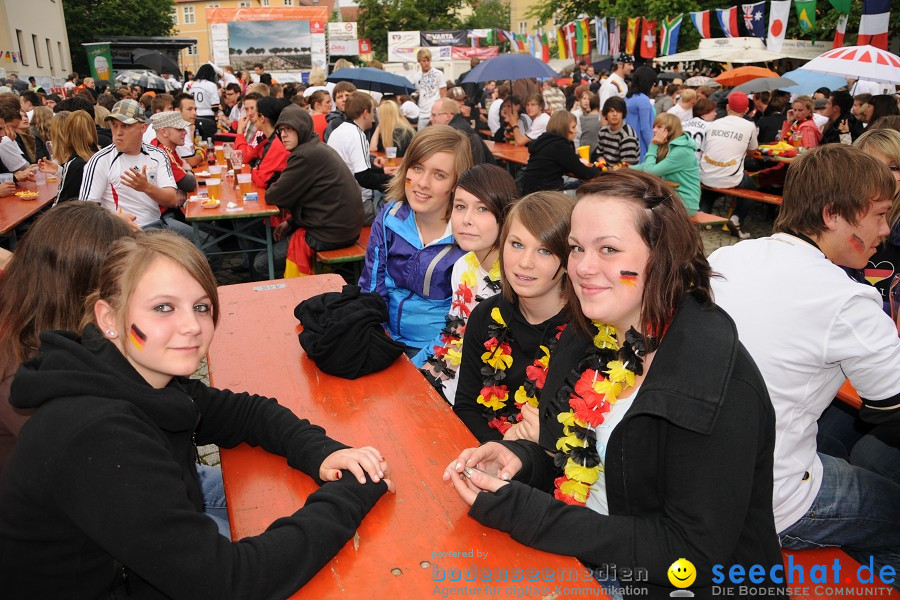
0, 231, 393, 599
519, 110, 601, 195
444, 170, 785, 598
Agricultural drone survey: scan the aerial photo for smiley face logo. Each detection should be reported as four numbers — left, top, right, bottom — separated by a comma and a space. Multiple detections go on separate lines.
668, 558, 696, 589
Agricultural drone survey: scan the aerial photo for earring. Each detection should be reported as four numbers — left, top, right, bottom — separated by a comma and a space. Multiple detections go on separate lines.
106, 330, 117, 338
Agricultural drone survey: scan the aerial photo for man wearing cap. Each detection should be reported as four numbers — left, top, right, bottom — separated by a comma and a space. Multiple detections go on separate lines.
79, 99, 178, 230
698, 91, 758, 239
150, 111, 197, 204
598, 53, 634, 117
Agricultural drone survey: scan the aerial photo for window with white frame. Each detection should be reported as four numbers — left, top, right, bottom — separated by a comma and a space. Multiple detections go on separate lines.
284, 0, 294, 5
518, 21, 527, 34
206, 2, 220, 7
238, 1, 251, 5
16, 30, 28, 66
187, 44, 199, 56
171, 7, 178, 25
261, 0, 270, 6
183, 6, 195, 25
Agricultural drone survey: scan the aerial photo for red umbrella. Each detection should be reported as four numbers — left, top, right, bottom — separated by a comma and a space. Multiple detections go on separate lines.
715, 66, 779, 87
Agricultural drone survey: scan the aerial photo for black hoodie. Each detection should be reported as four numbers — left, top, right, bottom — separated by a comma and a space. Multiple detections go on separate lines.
0, 325, 387, 598
519, 132, 601, 195
267, 105, 364, 246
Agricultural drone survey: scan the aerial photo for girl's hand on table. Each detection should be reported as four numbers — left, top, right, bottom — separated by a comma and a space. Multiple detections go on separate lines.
443, 442, 520, 505
320, 446, 394, 492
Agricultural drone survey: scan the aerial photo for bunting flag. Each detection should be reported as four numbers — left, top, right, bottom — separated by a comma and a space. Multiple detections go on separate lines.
690, 10, 712, 38
575, 18, 591, 56
795, 0, 816, 33
625, 17, 640, 55
659, 15, 683, 56
556, 27, 568, 59
767, 0, 791, 53
640, 19, 657, 59
828, 0, 850, 12
833, 13, 849, 48
565, 21, 577, 58
595, 17, 609, 55
609, 18, 620, 55
716, 7, 740, 37
742, 2, 767, 37
528, 34, 537, 57
858, 0, 890, 49
514, 34, 528, 53
541, 32, 551, 62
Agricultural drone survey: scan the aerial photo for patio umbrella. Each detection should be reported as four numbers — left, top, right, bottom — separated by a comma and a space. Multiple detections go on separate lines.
684, 76, 719, 87
327, 67, 414, 95
778, 69, 849, 95
461, 53, 558, 83
132, 49, 181, 76
801, 45, 900, 85
715, 66, 779, 87
115, 70, 167, 91
734, 77, 797, 94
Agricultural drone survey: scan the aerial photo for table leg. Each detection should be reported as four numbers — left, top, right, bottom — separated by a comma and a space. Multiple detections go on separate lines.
192, 222, 201, 246
7, 230, 16, 251
265, 219, 274, 280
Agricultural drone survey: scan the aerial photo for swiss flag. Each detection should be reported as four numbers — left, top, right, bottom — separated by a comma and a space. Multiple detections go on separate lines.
640, 19, 657, 59
359, 39, 372, 54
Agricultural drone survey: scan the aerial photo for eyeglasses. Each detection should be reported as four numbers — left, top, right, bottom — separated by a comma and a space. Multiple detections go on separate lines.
430, 112, 449, 118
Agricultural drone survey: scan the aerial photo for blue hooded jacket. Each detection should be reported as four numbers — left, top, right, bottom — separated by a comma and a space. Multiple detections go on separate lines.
359, 201, 464, 350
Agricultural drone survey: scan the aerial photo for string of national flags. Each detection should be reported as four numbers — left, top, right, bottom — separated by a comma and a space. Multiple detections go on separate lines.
485, 0, 890, 63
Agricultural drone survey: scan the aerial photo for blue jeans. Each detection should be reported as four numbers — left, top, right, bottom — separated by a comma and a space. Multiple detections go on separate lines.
778, 453, 900, 585
197, 464, 231, 540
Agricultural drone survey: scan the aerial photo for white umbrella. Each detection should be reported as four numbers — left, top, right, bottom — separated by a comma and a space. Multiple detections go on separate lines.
801, 45, 900, 85
684, 76, 720, 87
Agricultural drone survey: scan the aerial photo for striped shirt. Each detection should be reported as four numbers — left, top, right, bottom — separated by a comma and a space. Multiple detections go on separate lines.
595, 124, 640, 165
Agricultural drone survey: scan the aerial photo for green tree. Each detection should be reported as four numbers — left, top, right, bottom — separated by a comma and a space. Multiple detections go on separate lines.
64, 0, 176, 75
464, 0, 511, 30
358, 0, 466, 61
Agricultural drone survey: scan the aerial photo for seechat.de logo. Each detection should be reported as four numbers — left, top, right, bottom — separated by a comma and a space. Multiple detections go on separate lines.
668, 558, 696, 597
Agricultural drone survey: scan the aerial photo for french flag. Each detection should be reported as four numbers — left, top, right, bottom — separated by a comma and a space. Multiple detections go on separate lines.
716, 6, 740, 37
690, 10, 712, 38
858, 0, 890, 50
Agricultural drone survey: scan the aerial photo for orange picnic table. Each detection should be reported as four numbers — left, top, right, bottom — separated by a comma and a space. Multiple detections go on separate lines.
209, 275, 605, 598
0, 179, 57, 248
484, 139, 530, 166
184, 172, 280, 279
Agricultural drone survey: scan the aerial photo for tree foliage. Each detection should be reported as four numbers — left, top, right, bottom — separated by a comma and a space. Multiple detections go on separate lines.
464, 0, 512, 31
64, 0, 176, 75
358, 0, 467, 60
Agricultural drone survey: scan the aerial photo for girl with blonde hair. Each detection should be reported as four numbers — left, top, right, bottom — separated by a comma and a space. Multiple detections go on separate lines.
38, 110, 99, 204
369, 98, 415, 157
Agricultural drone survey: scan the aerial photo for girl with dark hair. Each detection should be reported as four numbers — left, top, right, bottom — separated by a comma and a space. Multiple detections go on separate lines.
189, 64, 221, 127
414, 164, 518, 403
520, 110, 601, 195
625, 66, 656, 161
452, 191, 574, 443
868, 94, 900, 128
0, 202, 134, 473
0, 231, 392, 597
445, 170, 785, 598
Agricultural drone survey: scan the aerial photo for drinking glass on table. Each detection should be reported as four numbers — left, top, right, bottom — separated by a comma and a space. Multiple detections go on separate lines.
206, 178, 222, 201
385, 147, 398, 167
237, 173, 253, 195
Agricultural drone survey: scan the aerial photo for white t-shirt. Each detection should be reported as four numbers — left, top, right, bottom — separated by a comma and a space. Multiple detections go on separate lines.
699, 115, 758, 188
585, 384, 641, 516
327, 121, 372, 204
79, 143, 177, 228
0, 136, 29, 172
812, 112, 829, 131
526, 112, 550, 140
414, 68, 447, 119
487, 99, 503, 135
682, 117, 710, 165
709, 233, 900, 532
190, 80, 220, 117
667, 103, 693, 123
598, 73, 627, 113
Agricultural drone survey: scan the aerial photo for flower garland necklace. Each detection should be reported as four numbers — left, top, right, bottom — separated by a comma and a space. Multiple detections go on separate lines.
553, 323, 653, 506
477, 307, 567, 434
424, 253, 501, 388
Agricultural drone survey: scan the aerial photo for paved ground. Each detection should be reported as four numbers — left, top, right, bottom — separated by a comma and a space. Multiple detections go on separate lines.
196, 198, 777, 466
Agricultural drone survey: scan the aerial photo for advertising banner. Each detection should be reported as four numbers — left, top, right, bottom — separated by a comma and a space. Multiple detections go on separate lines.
327, 22, 358, 40
329, 39, 359, 56
389, 45, 451, 63
451, 46, 499, 60
420, 30, 468, 46
84, 42, 114, 82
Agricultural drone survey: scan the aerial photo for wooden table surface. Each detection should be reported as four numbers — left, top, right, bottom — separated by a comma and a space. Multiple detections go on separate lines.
0, 179, 56, 237
183, 169, 279, 221
484, 140, 530, 166
209, 275, 604, 598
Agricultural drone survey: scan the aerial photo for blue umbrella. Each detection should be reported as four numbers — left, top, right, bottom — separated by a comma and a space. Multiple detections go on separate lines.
461, 53, 558, 84
327, 67, 415, 95
779, 69, 848, 95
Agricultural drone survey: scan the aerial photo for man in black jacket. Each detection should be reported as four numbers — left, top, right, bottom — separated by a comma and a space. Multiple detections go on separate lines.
430, 97, 496, 166
821, 90, 864, 145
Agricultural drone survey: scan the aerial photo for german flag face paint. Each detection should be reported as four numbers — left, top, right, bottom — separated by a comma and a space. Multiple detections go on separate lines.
128, 324, 147, 351
619, 271, 639, 286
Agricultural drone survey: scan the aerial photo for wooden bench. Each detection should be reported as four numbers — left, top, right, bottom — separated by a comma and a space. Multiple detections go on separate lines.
314, 226, 371, 276
690, 211, 729, 227
702, 184, 783, 206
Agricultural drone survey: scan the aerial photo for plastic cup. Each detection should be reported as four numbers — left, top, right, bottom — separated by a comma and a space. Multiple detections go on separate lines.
231, 150, 243, 166
238, 173, 253, 195
208, 164, 223, 175
215, 147, 225, 164
0, 173, 13, 189
206, 178, 222, 201
576, 145, 590, 161
385, 146, 398, 167
35, 171, 46, 185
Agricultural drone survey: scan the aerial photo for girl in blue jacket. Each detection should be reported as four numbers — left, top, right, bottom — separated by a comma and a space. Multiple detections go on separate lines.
359, 125, 474, 354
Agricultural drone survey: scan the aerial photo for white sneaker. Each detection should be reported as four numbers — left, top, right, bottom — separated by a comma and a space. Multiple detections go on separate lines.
726, 215, 751, 239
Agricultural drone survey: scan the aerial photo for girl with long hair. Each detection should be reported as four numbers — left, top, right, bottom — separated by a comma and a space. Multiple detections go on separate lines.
631, 113, 701, 215
38, 110, 99, 204
452, 191, 573, 443
779, 95, 822, 149
414, 164, 518, 403
369, 98, 415, 157
359, 125, 474, 355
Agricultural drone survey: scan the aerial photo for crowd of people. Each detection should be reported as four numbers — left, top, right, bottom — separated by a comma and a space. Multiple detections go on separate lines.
0, 54, 898, 598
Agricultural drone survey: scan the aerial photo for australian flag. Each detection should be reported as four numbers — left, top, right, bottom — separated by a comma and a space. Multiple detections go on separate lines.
742, 2, 767, 37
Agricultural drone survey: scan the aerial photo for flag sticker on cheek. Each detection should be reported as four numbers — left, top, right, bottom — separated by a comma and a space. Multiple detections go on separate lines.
405, 178, 412, 187
620, 271, 639, 286
849, 234, 865, 253
128, 324, 147, 351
